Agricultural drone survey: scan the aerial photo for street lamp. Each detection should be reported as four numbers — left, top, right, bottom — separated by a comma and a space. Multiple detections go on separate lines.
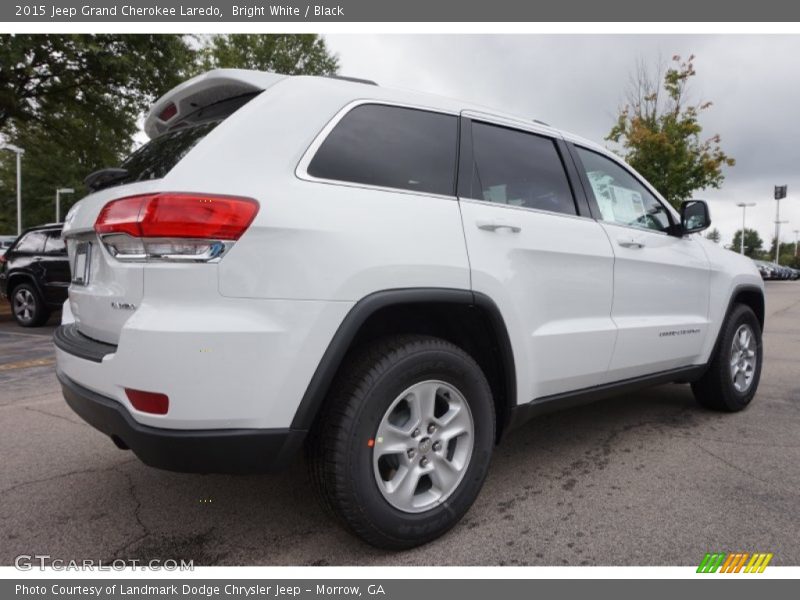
1, 143, 24, 236
55, 188, 75, 223
736, 202, 756, 255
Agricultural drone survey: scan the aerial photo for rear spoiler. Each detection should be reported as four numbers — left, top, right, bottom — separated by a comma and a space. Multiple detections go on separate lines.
144, 69, 286, 139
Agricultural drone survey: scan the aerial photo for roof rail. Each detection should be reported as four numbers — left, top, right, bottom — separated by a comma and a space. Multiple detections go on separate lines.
532, 119, 551, 127
324, 75, 378, 86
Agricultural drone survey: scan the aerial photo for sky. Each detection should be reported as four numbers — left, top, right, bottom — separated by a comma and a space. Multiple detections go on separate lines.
325, 34, 800, 252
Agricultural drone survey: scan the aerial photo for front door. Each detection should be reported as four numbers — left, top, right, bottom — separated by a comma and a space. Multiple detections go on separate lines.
572, 146, 710, 380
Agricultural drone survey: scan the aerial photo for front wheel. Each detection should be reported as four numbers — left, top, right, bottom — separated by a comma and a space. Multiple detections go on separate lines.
308, 335, 495, 549
691, 304, 762, 411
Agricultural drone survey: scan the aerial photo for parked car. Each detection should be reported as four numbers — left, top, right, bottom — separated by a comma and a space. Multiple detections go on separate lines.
0, 224, 69, 327
0, 235, 17, 257
55, 70, 766, 549
753, 260, 775, 280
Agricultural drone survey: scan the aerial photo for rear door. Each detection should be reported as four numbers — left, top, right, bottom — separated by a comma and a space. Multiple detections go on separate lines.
40, 229, 70, 304
458, 115, 617, 402
571, 145, 711, 379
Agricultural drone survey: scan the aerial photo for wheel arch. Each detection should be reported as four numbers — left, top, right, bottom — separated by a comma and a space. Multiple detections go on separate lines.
730, 285, 765, 331
6, 271, 43, 300
292, 288, 517, 442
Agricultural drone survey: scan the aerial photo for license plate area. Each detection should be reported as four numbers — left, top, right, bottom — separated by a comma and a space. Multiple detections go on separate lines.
72, 241, 91, 286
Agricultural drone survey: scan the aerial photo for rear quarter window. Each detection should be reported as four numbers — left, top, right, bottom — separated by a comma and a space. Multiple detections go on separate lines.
307, 104, 459, 196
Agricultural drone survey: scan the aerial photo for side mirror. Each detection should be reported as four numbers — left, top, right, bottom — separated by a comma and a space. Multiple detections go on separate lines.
676, 199, 711, 235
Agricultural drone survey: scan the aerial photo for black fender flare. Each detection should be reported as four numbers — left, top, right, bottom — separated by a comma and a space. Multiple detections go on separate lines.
290, 287, 517, 435
5, 271, 45, 301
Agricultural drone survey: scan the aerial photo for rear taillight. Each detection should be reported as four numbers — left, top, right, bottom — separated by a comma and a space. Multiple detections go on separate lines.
125, 388, 169, 415
94, 193, 258, 262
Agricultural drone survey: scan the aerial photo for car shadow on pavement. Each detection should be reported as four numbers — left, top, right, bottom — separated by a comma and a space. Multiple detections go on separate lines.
4, 380, 740, 567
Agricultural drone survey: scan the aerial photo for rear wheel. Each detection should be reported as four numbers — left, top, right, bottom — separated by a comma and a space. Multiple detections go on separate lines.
691, 304, 762, 411
308, 335, 495, 549
11, 283, 50, 327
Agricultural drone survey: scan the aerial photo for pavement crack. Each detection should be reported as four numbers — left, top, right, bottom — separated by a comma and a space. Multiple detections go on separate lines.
106, 467, 152, 559
0, 460, 134, 497
24, 404, 86, 427
691, 440, 774, 487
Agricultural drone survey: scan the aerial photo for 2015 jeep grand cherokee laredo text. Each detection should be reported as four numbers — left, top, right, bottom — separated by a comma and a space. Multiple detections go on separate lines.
55, 70, 765, 549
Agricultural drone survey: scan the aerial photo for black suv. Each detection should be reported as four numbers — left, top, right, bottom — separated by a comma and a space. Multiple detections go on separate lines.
0, 224, 70, 327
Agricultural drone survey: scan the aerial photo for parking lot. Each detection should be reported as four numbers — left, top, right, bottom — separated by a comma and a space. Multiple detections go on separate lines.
1, 282, 799, 566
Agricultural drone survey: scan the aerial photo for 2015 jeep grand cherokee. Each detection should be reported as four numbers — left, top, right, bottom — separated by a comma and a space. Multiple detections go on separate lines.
55, 70, 765, 549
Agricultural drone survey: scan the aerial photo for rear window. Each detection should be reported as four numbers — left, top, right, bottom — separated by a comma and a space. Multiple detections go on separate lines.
117, 92, 259, 186
14, 231, 46, 253
119, 122, 220, 184
308, 104, 459, 196
465, 121, 577, 216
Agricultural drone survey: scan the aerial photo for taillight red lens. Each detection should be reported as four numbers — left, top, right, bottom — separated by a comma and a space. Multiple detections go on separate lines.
125, 389, 169, 415
94, 193, 259, 240
95, 196, 148, 237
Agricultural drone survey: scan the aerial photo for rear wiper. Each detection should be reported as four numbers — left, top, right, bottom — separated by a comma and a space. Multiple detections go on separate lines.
84, 167, 129, 192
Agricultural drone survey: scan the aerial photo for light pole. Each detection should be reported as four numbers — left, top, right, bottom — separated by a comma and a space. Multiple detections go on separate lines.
774, 220, 789, 265
774, 185, 788, 264
55, 187, 74, 223
736, 202, 756, 255
1, 143, 24, 236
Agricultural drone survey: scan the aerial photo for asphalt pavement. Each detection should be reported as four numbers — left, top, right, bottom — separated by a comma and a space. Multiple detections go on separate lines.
1, 283, 798, 566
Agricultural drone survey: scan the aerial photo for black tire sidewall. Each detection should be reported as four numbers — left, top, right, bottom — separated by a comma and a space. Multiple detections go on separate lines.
717, 305, 763, 409
344, 346, 494, 546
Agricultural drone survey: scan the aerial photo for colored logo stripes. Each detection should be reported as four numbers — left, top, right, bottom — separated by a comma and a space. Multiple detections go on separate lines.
697, 552, 773, 573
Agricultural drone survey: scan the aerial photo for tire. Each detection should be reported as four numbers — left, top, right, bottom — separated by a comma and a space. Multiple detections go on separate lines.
307, 334, 495, 549
691, 304, 762, 412
10, 282, 50, 327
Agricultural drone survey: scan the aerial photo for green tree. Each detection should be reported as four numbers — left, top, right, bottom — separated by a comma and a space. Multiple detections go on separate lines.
704, 227, 721, 243
200, 34, 338, 75
0, 34, 195, 233
768, 237, 798, 266
731, 228, 763, 258
0, 34, 194, 133
0, 34, 339, 233
606, 54, 735, 209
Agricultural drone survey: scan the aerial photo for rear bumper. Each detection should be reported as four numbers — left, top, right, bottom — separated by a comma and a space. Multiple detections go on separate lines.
58, 370, 306, 474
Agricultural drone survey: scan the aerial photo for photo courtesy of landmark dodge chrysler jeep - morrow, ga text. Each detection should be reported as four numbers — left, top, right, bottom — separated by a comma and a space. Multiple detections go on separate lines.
54, 69, 765, 549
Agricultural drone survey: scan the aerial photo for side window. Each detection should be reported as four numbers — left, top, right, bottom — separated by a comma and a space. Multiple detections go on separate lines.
576, 147, 671, 233
465, 121, 577, 216
13, 232, 46, 253
308, 104, 458, 196
43, 230, 66, 255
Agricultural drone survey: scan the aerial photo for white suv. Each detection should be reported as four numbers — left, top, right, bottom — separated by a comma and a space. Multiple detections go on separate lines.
55, 70, 765, 549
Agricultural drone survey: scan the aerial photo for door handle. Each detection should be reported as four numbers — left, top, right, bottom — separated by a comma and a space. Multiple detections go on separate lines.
477, 221, 522, 233
617, 238, 645, 249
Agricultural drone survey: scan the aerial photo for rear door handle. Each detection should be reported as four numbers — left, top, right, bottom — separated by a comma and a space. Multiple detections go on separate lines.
617, 238, 645, 249
477, 221, 522, 233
